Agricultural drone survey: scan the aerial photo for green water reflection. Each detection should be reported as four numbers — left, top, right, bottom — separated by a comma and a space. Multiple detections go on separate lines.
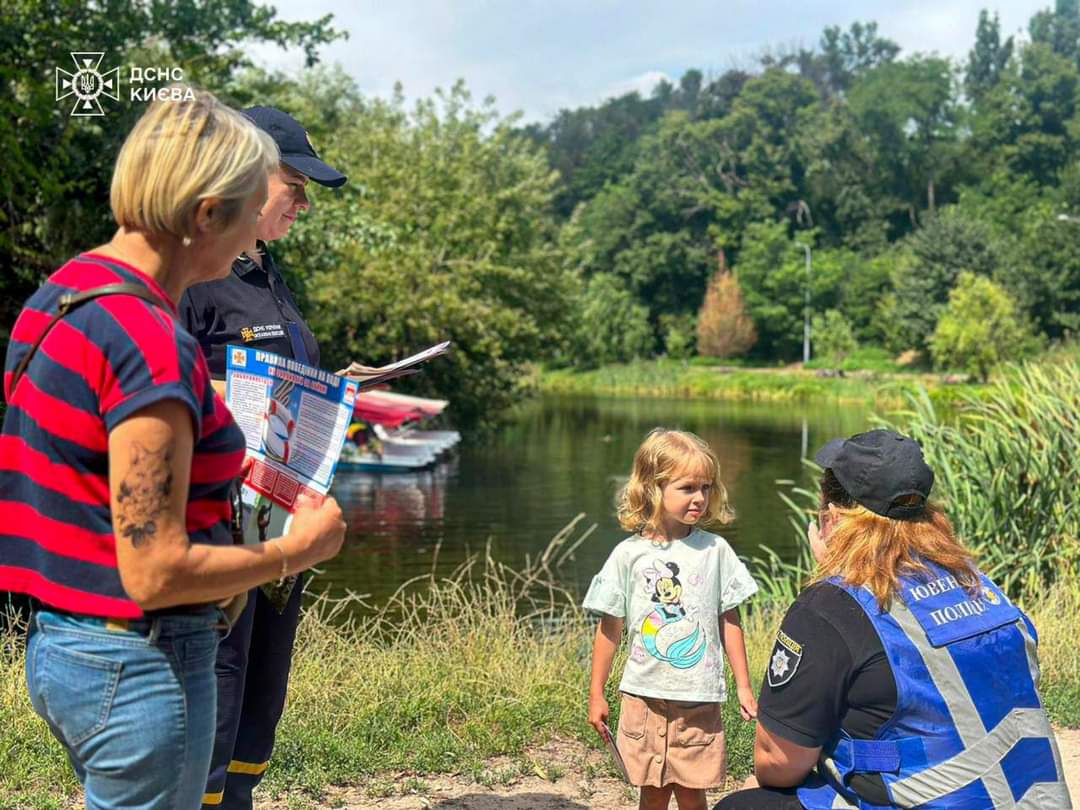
316, 395, 871, 606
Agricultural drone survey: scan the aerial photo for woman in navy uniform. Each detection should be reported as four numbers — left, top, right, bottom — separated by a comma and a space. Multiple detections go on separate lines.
180, 106, 347, 810
717, 430, 1069, 810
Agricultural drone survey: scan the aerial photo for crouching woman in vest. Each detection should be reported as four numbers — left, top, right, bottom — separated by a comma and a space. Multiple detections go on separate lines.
716, 429, 1070, 810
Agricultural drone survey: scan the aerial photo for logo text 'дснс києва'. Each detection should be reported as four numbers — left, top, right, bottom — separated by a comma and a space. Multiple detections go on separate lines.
56, 52, 193, 117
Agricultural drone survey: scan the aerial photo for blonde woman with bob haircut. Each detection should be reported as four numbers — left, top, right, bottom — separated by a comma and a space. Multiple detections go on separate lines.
717, 429, 1070, 810
1, 87, 346, 810
585, 428, 759, 810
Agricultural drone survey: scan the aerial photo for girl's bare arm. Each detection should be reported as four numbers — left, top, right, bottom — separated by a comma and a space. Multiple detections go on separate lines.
588, 614, 624, 734
721, 607, 758, 720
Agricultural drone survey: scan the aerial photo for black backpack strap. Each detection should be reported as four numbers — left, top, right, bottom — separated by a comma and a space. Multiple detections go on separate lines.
10, 282, 169, 394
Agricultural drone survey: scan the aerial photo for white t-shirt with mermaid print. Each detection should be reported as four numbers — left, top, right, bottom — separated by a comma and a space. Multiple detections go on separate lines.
582, 528, 758, 703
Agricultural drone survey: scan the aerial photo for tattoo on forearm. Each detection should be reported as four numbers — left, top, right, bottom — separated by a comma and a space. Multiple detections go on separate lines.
115, 441, 173, 548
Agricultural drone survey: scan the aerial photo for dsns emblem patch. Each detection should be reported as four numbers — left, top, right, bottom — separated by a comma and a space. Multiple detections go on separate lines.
767, 629, 803, 688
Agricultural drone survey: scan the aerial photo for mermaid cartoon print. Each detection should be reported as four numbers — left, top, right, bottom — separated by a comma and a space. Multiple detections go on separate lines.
639, 559, 707, 670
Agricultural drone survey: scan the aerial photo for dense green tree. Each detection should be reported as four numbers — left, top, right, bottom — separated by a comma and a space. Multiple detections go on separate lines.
574, 274, 654, 367
879, 209, 1011, 352
0, 0, 342, 335
968, 42, 1080, 187
828, 250, 893, 344
732, 223, 843, 359
930, 273, 1042, 380
1007, 212, 1080, 337
799, 103, 894, 250
527, 92, 659, 217
1030, 0, 1080, 64
966, 10, 1014, 103
284, 83, 575, 429
847, 56, 959, 227
758, 21, 899, 99
811, 310, 858, 362
817, 21, 901, 95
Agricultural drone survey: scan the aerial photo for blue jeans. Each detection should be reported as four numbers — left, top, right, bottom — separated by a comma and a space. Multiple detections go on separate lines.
26, 609, 225, 810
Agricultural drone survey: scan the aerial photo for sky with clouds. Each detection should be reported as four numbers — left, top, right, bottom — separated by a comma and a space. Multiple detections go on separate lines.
253, 1, 1050, 123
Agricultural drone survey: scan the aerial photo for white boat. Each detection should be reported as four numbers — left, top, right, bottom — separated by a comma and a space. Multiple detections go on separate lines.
373, 424, 457, 456
400, 428, 461, 449
339, 390, 458, 473
338, 442, 433, 473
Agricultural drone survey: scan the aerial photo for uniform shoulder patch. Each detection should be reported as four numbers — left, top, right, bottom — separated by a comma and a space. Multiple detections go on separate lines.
767, 628, 803, 688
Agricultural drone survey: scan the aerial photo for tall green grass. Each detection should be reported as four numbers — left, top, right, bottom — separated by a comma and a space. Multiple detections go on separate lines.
898, 361, 1079, 596
753, 358, 1079, 602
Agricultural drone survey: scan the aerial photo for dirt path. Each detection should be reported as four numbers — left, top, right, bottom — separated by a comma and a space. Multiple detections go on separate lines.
260, 730, 1080, 809
1058, 728, 1080, 804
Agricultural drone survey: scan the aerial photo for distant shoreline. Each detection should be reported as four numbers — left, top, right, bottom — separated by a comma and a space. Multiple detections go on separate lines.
534, 359, 982, 409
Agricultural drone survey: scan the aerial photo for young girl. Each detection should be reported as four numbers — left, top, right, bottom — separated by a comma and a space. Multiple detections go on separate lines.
585, 428, 758, 810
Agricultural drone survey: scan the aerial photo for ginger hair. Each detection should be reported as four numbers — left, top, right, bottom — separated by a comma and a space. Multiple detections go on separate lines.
812, 469, 979, 608
617, 428, 735, 535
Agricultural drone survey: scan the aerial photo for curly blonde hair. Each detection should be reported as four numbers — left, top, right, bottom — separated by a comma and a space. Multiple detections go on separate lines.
617, 428, 735, 535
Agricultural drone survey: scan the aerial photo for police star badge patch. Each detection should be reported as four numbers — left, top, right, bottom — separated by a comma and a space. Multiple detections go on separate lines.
767, 628, 803, 688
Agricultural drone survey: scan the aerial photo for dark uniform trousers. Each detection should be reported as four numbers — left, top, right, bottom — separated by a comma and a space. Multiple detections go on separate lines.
202, 575, 304, 809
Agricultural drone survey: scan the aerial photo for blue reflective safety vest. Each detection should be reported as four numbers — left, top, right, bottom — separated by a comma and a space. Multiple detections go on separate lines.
796, 564, 1070, 809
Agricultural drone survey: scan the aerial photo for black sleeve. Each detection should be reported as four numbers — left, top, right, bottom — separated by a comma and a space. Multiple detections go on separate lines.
178, 288, 204, 339
757, 596, 853, 749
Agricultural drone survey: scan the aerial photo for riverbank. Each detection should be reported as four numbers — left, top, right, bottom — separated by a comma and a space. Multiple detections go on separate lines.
537, 359, 983, 408
5, 540, 1080, 809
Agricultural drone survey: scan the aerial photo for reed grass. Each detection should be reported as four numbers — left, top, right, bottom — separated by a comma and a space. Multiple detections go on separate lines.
896, 361, 1079, 596
753, 358, 1079, 600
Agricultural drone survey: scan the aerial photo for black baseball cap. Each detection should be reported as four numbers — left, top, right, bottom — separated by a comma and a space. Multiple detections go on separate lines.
814, 429, 934, 519
243, 106, 347, 188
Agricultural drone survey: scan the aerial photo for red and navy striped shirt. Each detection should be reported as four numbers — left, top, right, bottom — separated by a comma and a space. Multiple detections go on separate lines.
1, 254, 246, 618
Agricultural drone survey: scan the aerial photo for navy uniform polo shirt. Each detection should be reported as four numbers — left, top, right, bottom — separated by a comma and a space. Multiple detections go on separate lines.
179, 242, 320, 378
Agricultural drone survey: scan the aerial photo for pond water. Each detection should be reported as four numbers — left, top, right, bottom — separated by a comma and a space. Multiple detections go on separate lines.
315, 395, 872, 606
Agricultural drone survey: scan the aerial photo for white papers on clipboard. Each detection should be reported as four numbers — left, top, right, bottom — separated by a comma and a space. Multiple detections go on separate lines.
600, 722, 630, 782
336, 341, 451, 390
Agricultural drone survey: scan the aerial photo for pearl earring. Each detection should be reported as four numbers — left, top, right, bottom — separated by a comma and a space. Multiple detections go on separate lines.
182, 236, 192, 247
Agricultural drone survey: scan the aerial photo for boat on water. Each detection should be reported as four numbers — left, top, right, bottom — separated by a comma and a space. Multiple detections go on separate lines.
337, 390, 459, 473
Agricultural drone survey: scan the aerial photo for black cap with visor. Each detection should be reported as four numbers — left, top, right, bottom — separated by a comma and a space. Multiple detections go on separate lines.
243, 106, 347, 188
814, 429, 934, 519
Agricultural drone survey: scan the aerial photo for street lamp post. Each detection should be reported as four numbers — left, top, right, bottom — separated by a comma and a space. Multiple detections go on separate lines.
794, 241, 812, 364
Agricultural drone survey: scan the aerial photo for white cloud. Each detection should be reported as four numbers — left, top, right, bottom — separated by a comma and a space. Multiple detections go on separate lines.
257, 0, 1048, 124
602, 70, 673, 103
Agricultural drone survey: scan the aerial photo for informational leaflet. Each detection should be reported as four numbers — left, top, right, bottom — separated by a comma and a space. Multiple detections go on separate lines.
600, 722, 630, 782
226, 345, 359, 511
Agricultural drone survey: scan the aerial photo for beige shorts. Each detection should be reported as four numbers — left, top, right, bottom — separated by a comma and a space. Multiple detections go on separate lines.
616, 692, 726, 789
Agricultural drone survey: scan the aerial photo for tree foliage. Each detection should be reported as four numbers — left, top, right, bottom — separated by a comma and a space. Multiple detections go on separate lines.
0, 0, 343, 332
6, 5, 1080, 428
811, 310, 858, 362
930, 273, 1041, 381
697, 269, 757, 359
879, 209, 1013, 353
572, 274, 654, 367
281, 83, 575, 430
